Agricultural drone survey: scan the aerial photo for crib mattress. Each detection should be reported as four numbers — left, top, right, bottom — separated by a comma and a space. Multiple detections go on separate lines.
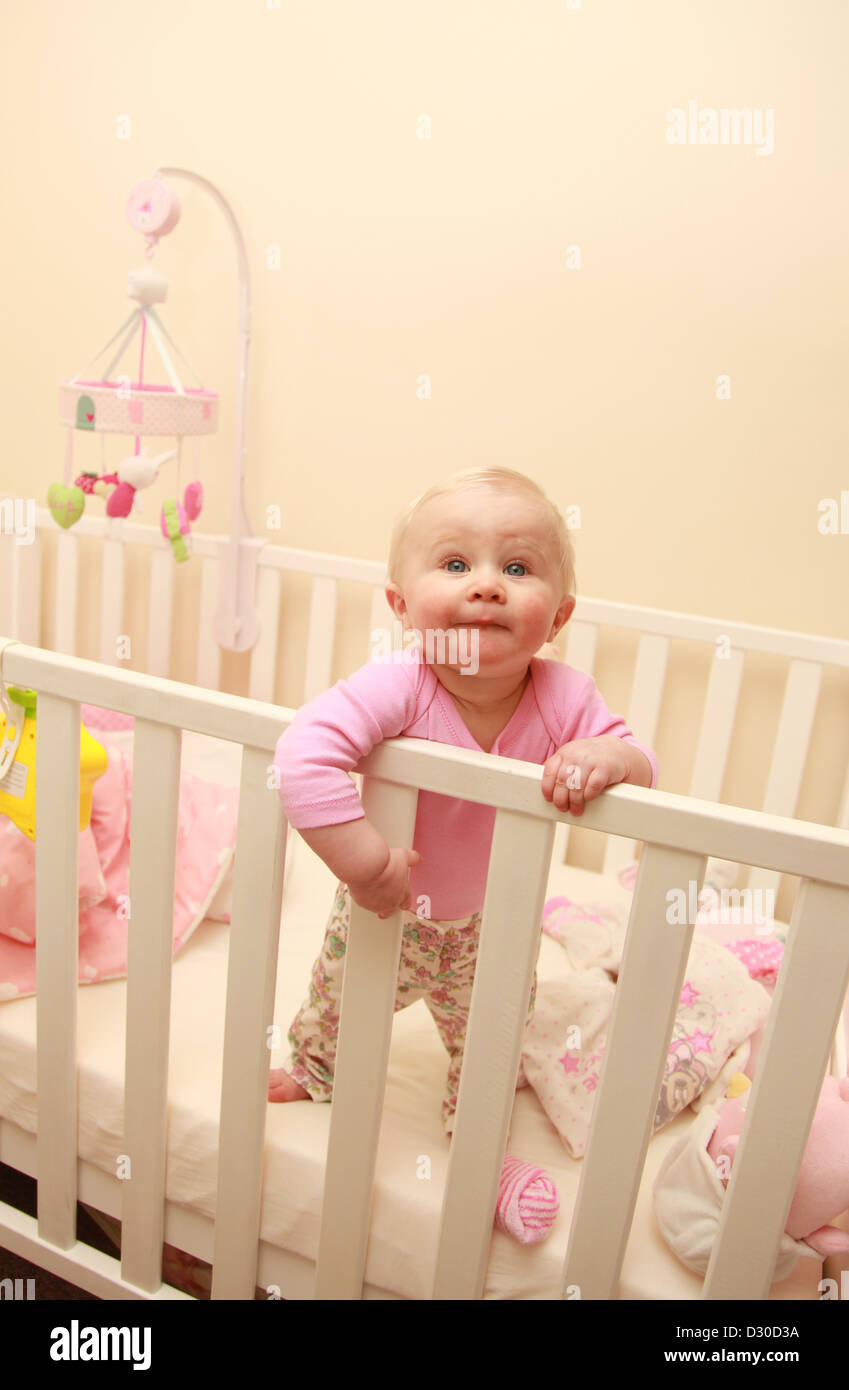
0, 732, 822, 1301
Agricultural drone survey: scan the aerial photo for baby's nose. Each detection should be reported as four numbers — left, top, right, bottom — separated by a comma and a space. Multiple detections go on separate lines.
470, 573, 505, 601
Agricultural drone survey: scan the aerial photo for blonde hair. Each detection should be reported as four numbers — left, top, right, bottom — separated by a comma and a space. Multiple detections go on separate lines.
387, 466, 576, 599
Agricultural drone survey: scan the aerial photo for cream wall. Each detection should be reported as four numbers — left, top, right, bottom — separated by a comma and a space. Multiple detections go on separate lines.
1, 0, 847, 847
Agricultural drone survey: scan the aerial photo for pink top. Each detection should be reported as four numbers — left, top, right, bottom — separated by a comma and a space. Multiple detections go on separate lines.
274, 654, 658, 919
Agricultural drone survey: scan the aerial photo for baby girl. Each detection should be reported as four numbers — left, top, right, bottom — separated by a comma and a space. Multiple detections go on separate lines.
268, 466, 658, 1244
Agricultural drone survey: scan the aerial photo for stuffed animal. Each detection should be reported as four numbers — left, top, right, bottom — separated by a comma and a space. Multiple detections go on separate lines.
653, 1072, 849, 1281
709, 1072, 849, 1255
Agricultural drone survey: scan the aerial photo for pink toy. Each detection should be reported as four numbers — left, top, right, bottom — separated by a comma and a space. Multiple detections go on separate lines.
183, 479, 203, 521
708, 1074, 849, 1257
160, 483, 204, 564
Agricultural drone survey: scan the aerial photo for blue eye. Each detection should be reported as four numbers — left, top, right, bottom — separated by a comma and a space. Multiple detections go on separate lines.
444, 559, 468, 572
505, 562, 527, 576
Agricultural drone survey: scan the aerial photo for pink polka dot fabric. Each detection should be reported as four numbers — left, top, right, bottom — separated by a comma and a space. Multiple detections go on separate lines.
723, 937, 784, 987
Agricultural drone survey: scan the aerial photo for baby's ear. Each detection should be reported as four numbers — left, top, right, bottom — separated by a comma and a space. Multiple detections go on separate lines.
384, 583, 406, 620
547, 595, 576, 645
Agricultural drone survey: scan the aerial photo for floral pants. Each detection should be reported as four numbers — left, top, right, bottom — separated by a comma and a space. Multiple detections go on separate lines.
285, 881, 538, 1133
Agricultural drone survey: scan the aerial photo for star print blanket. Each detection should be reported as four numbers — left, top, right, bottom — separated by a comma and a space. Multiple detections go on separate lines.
521, 894, 775, 1158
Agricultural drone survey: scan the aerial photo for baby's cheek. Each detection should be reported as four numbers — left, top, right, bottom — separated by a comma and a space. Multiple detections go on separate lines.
520, 592, 557, 635
431, 596, 466, 631
411, 581, 456, 630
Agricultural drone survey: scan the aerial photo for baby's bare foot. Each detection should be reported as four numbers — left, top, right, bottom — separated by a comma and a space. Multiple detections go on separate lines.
268, 1069, 311, 1103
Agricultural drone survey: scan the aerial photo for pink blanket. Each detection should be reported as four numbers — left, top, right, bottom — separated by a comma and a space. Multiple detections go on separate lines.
0, 735, 240, 1001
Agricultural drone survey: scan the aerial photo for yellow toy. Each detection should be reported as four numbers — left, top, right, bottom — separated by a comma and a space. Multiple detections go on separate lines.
0, 686, 108, 841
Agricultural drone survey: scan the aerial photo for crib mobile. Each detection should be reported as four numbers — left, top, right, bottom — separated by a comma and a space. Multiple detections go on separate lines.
47, 168, 260, 653
8, 170, 262, 840
48, 178, 217, 563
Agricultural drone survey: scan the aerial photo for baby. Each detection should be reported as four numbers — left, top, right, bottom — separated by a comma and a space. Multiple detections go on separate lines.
268, 466, 658, 1245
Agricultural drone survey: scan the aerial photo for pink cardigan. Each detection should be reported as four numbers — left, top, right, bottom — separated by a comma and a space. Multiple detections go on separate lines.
274, 654, 658, 919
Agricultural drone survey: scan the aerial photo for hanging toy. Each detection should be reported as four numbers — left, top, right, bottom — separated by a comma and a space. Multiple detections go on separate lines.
51, 174, 218, 565
160, 480, 203, 563
104, 446, 178, 519
0, 685, 108, 841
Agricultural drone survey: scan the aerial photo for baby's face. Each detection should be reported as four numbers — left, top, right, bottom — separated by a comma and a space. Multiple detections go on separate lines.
386, 487, 574, 680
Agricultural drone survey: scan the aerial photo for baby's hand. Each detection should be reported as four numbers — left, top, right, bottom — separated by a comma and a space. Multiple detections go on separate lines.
541, 737, 631, 817
348, 847, 422, 918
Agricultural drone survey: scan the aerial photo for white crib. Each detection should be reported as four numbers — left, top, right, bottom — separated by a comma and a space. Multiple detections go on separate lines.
0, 503, 847, 1301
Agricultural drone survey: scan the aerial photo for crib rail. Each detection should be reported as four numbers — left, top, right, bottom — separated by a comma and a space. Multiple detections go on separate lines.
0, 643, 288, 1299
560, 605, 849, 886
1, 640, 846, 1301
5, 505, 847, 915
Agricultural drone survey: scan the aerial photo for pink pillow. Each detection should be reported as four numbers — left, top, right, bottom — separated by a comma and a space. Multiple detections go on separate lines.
87, 744, 128, 876
81, 703, 134, 731
0, 818, 107, 945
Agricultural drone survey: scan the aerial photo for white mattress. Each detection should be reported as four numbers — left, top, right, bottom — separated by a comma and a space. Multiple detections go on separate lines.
0, 732, 823, 1300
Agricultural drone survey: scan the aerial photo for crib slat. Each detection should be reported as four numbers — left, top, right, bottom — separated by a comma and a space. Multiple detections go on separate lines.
304, 577, 338, 703
211, 746, 286, 1300
99, 530, 126, 666
704, 878, 849, 1298
35, 694, 81, 1248
689, 648, 744, 802
13, 529, 42, 645
432, 809, 555, 1299
762, 660, 822, 815
747, 659, 822, 900
563, 618, 598, 676
120, 719, 182, 1292
561, 842, 706, 1299
195, 553, 221, 690
0, 536, 14, 635
0, 531, 40, 645
602, 634, 669, 877
53, 530, 78, 655
248, 564, 281, 704
839, 760, 849, 831
147, 547, 175, 678
627, 633, 669, 747
550, 818, 569, 868
314, 777, 419, 1299
552, 621, 598, 866
369, 585, 389, 659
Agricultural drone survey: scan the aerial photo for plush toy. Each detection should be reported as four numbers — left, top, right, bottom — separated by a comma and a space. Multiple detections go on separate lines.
653, 1071, 849, 1281
0, 686, 108, 840
65, 447, 177, 521
160, 480, 203, 562
709, 1072, 849, 1254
